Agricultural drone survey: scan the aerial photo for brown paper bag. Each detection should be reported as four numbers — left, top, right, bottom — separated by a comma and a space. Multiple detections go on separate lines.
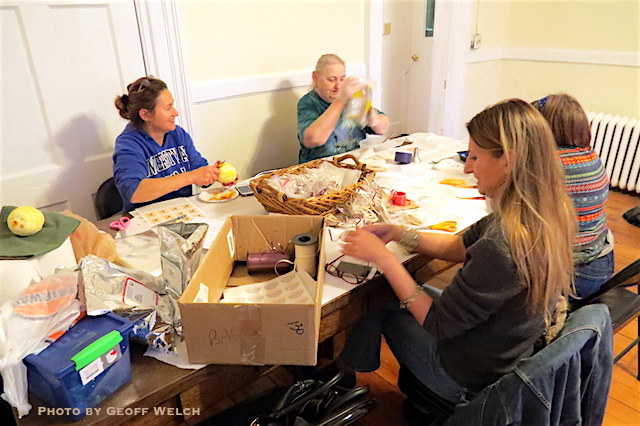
61, 210, 122, 265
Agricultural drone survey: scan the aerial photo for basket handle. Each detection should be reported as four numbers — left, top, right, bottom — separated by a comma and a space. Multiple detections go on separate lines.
332, 154, 365, 170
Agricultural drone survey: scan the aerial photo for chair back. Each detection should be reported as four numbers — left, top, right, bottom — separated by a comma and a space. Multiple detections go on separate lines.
94, 177, 123, 220
573, 258, 640, 309
447, 304, 613, 425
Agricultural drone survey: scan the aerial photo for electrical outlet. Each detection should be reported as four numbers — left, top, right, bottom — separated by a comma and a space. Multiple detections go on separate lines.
470, 33, 482, 50
383, 22, 391, 35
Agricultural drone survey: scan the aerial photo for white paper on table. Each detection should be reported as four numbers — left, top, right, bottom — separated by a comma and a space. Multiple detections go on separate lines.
144, 337, 207, 370
197, 216, 226, 249
132, 198, 207, 226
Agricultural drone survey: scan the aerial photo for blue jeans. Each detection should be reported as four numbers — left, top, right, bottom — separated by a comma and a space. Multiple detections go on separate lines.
574, 251, 614, 298
339, 295, 473, 403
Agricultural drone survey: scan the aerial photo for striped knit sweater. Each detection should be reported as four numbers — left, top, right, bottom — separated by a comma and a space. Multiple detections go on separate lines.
558, 147, 609, 264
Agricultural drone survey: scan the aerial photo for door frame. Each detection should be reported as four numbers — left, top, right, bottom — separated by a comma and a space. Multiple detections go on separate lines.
134, 0, 194, 136
366, 0, 473, 139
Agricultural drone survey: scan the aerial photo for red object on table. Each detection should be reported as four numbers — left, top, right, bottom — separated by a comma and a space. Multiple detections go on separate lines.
392, 191, 407, 206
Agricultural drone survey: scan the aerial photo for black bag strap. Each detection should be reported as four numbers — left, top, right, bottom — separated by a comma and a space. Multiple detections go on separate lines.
255, 372, 344, 423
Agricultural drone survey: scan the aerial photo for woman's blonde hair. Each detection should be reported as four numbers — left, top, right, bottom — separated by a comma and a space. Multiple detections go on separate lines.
311, 54, 345, 90
532, 93, 591, 148
467, 99, 576, 323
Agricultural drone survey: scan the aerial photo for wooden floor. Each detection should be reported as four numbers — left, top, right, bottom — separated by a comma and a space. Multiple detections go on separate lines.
355, 189, 640, 425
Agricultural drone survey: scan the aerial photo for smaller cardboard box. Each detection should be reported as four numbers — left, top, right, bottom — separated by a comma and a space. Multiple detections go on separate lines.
178, 215, 325, 366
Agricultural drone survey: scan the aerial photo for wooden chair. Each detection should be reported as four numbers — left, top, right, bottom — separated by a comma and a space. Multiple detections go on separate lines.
93, 177, 123, 220
570, 257, 640, 380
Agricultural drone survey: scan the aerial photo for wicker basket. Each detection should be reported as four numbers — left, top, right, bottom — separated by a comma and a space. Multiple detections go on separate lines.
249, 154, 376, 215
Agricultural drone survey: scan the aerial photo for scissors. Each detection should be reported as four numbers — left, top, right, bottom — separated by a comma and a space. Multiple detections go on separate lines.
109, 216, 131, 231
427, 221, 458, 232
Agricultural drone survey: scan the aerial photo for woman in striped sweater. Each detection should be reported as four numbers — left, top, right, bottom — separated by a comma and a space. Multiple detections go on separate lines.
533, 93, 614, 298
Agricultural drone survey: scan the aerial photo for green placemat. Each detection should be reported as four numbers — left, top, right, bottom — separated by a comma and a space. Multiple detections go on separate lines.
0, 206, 81, 259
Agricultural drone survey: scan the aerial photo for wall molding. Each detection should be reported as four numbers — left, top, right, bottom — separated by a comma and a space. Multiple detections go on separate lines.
134, 0, 193, 134
467, 46, 640, 67
191, 63, 366, 104
365, 0, 383, 107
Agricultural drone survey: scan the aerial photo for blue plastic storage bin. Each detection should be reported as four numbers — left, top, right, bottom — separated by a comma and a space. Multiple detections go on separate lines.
24, 312, 134, 420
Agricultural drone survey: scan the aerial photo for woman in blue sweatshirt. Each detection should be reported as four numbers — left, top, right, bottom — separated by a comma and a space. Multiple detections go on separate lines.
113, 76, 226, 212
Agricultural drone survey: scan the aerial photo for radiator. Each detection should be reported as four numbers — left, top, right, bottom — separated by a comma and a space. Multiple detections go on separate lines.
588, 111, 640, 193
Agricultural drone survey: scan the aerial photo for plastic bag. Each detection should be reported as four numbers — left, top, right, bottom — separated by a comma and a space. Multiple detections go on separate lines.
325, 180, 391, 227
80, 254, 181, 352
343, 79, 373, 129
265, 163, 361, 199
0, 271, 81, 418
159, 222, 208, 295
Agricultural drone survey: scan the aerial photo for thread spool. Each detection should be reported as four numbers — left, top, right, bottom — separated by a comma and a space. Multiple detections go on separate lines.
247, 250, 292, 275
395, 151, 413, 164
292, 233, 318, 278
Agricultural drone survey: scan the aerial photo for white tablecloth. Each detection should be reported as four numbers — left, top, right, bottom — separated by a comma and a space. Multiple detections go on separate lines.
120, 133, 490, 306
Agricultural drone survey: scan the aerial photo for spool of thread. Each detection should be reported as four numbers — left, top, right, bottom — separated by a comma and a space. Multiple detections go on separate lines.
292, 233, 318, 277
392, 191, 407, 206
395, 151, 413, 164
247, 250, 292, 274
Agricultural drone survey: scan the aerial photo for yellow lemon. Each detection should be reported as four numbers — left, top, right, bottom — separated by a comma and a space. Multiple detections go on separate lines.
218, 163, 237, 184
7, 206, 45, 236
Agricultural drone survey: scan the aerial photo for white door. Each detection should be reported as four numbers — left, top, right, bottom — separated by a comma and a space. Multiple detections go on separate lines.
380, 0, 436, 135
0, 0, 145, 221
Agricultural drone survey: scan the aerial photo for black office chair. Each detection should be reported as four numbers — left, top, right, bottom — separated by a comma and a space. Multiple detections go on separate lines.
94, 177, 123, 220
570, 257, 640, 380
399, 304, 614, 425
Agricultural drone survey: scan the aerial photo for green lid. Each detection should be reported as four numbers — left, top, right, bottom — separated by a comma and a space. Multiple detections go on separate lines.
71, 330, 123, 370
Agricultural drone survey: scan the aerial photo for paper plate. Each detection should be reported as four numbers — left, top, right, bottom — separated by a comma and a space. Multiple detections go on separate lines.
197, 188, 239, 203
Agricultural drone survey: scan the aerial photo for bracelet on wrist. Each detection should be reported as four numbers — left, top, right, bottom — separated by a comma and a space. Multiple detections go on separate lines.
400, 287, 423, 310
398, 226, 420, 252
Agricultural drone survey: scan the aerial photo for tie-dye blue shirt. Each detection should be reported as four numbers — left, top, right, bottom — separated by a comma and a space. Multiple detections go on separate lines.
297, 91, 381, 163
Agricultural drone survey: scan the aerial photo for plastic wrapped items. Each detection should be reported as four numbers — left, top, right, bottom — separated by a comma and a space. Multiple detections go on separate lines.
79, 254, 180, 352
343, 79, 373, 129
0, 271, 81, 418
325, 180, 392, 227
265, 162, 361, 199
158, 222, 208, 295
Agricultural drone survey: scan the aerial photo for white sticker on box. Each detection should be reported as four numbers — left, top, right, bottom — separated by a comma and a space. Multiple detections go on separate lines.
79, 358, 104, 386
78, 344, 122, 386
226, 230, 235, 258
194, 283, 209, 303
123, 277, 159, 306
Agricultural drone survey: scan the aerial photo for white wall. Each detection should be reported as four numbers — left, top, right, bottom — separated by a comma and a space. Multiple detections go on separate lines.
179, 0, 367, 177
462, 0, 640, 135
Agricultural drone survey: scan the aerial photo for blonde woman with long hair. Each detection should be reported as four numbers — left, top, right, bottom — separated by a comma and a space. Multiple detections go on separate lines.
326, 99, 576, 402
296, 54, 389, 163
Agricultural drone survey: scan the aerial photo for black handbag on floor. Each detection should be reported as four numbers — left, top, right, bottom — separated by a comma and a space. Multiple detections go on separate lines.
251, 372, 375, 426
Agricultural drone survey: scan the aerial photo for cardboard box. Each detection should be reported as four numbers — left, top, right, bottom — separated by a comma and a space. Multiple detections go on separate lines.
178, 215, 325, 366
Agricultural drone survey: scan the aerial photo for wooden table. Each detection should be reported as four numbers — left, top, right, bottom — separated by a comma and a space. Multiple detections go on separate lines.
17, 248, 454, 425
18, 142, 479, 424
